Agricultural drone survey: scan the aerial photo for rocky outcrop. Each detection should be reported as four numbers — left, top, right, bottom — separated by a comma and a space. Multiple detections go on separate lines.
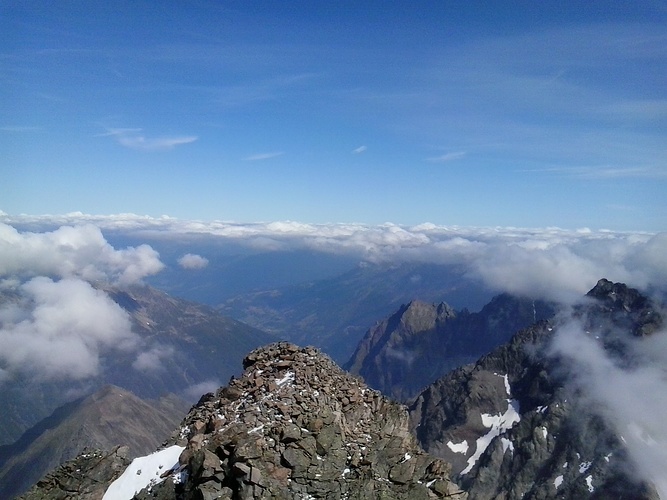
409, 281, 663, 499
133, 342, 464, 499
346, 294, 555, 401
19, 446, 131, 500
583, 278, 663, 337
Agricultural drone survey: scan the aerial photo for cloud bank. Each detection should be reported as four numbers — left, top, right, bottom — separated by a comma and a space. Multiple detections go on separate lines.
0, 222, 168, 383
0, 277, 138, 383
3, 213, 665, 304
0, 222, 164, 285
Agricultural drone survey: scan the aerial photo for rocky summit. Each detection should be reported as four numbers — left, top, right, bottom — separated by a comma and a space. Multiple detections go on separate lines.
155, 342, 465, 499
24, 342, 466, 499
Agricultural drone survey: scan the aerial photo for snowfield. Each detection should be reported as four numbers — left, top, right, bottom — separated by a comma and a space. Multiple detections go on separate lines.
102, 445, 185, 500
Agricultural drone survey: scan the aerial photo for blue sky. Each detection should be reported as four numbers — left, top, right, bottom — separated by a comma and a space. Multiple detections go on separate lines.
1, 1, 666, 231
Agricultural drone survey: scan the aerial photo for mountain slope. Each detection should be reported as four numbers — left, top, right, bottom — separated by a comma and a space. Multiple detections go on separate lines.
408, 279, 664, 499
345, 294, 555, 401
0, 385, 188, 499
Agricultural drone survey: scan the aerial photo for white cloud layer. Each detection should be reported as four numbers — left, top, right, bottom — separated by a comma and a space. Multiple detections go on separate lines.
2, 213, 665, 303
550, 318, 667, 498
0, 223, 164, 285
178, 253, 209, 269
0, 277, 138, 382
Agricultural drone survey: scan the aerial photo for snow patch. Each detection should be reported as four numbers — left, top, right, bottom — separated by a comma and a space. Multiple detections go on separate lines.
501, 438, 514, 454
103, 445, 184, 500
541, 426, 548, 439
498, 373, 511, 396
586, 475, 595, 492
554, 475, 563, 489
276, 371, 295, 386
460, 399, 521, 475
447, 439, 469, 454
579, 461, 592, 474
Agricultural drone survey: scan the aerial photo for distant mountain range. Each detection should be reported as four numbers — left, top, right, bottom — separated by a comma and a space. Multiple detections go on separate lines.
345, 294, 556, 401
4, 278, 665, 498
19, 279, 665, 499
220, 261, 492, 363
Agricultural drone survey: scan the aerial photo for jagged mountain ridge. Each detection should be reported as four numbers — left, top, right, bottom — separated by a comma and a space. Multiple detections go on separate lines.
408, 279, 664, 499
346, 294, 555, 401
0, 385, 188, 500
23, 343, 466, 500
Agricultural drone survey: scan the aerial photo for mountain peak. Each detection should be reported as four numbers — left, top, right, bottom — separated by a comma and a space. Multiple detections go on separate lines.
85, 341, 464, 499
585, 278, 663, 336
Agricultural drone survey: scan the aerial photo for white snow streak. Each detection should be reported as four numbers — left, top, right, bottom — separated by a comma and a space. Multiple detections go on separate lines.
460, 399, 521, 475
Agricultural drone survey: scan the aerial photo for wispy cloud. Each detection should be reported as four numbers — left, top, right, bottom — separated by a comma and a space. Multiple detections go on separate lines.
426, 151, 466, 163
243, 152, 284, 161
352, 146, 367, 154
529, 165, 667, 180
98, 128, 197, 151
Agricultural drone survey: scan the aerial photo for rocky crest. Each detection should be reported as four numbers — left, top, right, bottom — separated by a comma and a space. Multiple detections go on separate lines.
147, 342, 465, 499
20, 446, 131, 500
583, 278, 663, 337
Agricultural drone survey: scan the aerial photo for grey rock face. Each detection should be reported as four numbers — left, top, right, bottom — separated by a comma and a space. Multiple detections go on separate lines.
409, 281, 663, 499
346, 295, 555, 401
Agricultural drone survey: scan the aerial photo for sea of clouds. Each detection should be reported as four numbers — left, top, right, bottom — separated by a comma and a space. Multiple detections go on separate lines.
1, 212, 665, 384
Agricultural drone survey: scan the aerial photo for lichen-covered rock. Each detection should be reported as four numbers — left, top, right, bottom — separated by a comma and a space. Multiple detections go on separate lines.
143, 342, 465, 499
